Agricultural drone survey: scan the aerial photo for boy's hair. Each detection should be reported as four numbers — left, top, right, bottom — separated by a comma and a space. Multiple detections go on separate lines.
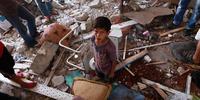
94, 16, 112, 32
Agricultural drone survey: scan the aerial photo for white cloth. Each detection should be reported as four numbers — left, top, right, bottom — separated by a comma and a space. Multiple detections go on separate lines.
195, 28, 200, 40
42, 0, 51, 2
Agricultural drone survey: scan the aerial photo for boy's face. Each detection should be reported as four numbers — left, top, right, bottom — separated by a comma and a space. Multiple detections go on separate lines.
94, 28, 109, 44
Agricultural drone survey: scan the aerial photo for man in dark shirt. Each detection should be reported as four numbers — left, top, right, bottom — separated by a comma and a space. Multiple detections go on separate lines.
0, 0, 39, 47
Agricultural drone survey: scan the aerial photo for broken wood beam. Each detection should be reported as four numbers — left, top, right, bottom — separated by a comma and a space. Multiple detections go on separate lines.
185, 75, 192, 95
141, 78, 192, 99
152, 85, 168, 100
145, 61, 166, 66
44, 49, 65, 85
126, 41, 171, 52
160, 27, 185, 37
115, 49, 148, 71
124, 67, 135, 76
122, 36, 135, 76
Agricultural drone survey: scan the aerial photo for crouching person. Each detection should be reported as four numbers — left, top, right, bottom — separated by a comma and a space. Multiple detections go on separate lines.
91, 16, 118, 82
0, 41, 36, 88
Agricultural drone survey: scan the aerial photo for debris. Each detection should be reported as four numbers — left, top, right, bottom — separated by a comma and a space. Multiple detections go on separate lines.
185, 75, 192, 95
160, 27, 185, 37
44, 50, 65, 85
145, 61, 166, 66
39, 23, 71, 45
126, 41, 172, 52
51, 75, 65, 87
75, 12, 89, 21
127, 0, 141, 11
141, 78, 192, 99
143, 55, 152, 63
30, 41, 59, 74
115, 49, 148, 71
89, 0, 102, 8
124, 7, 173, 25
177, 67, 190, 76
152, 85, 168, 100
137, 82, 147, 90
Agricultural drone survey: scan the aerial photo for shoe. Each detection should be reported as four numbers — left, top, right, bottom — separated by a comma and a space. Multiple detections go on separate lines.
183, 29, 194, 36
167, 22, 179, 29
170, 41, 197, 63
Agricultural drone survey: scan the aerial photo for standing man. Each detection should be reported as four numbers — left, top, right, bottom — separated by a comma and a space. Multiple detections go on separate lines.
0, 0, 39, 47
167, 0, 200, 36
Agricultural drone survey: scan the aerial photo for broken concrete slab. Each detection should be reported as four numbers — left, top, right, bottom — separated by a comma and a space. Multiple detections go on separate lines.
123, 7, 173, 25
52, 75, 65, 87
75, 12, 89, 21
89, 0, 102, 8
30, 41, 59, 74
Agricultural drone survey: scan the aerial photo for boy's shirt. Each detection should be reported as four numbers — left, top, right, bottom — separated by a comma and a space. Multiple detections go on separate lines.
91, 36, 117, 75
0, 41, 4, 58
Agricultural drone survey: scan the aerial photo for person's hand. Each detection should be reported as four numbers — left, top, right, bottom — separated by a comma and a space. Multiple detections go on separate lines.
109, 72, 114, 78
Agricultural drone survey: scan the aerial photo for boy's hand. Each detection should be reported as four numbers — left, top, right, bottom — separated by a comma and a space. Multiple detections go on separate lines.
109, 72, 114, 78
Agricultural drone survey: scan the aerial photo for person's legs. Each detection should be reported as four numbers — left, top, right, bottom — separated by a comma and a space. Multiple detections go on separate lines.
5, 16, 37, 47
34, 0, 51, 17
46, 1, 52, 14
173, 0, 191, 25
186, 0, 200, 30
17, 5, 39, 38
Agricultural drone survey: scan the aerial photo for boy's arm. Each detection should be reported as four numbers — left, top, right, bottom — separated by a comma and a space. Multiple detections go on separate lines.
109, 61, 117, 78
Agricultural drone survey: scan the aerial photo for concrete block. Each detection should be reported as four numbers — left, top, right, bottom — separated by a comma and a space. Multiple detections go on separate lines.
30, 41, 59, 74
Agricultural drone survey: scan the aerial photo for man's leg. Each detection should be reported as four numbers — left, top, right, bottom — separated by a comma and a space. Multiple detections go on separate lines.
34, 0, 51, 16
5, 16, 37, 47
185, 0, 200, 35
17, 5, 39, 38
173, 0, 191, 25
46, 1, 53, 14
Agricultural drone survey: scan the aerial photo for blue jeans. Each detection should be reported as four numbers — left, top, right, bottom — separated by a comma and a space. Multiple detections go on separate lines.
34, 0, 52, 17
173, 0, 200, 29
5, 5, 38, 47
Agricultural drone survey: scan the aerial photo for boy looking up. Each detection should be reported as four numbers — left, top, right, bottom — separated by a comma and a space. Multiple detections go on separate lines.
91, 16, 118, 81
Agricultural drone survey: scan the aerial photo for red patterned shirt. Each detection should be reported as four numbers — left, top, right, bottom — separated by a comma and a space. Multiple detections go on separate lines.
0, 41, 4, 58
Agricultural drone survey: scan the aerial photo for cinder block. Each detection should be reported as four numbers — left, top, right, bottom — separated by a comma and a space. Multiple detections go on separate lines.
30, 41, 59, 74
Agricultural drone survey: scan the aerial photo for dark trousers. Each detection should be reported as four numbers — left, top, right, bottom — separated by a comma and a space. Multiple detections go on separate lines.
5, 5, 38, 47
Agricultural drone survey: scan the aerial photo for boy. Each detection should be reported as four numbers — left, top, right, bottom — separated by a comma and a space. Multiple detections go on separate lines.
91, 16, 118, 81
0, 41, 37, 88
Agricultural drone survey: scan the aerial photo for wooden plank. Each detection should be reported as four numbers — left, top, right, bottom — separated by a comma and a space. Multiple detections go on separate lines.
115, 49, 148, 71
185, 75, 192, 95
152, 85, 168, 100
160, 27, 185, 37
44, 49, 65, 85
141, 78, 192, 99
126, 41, 171, 52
